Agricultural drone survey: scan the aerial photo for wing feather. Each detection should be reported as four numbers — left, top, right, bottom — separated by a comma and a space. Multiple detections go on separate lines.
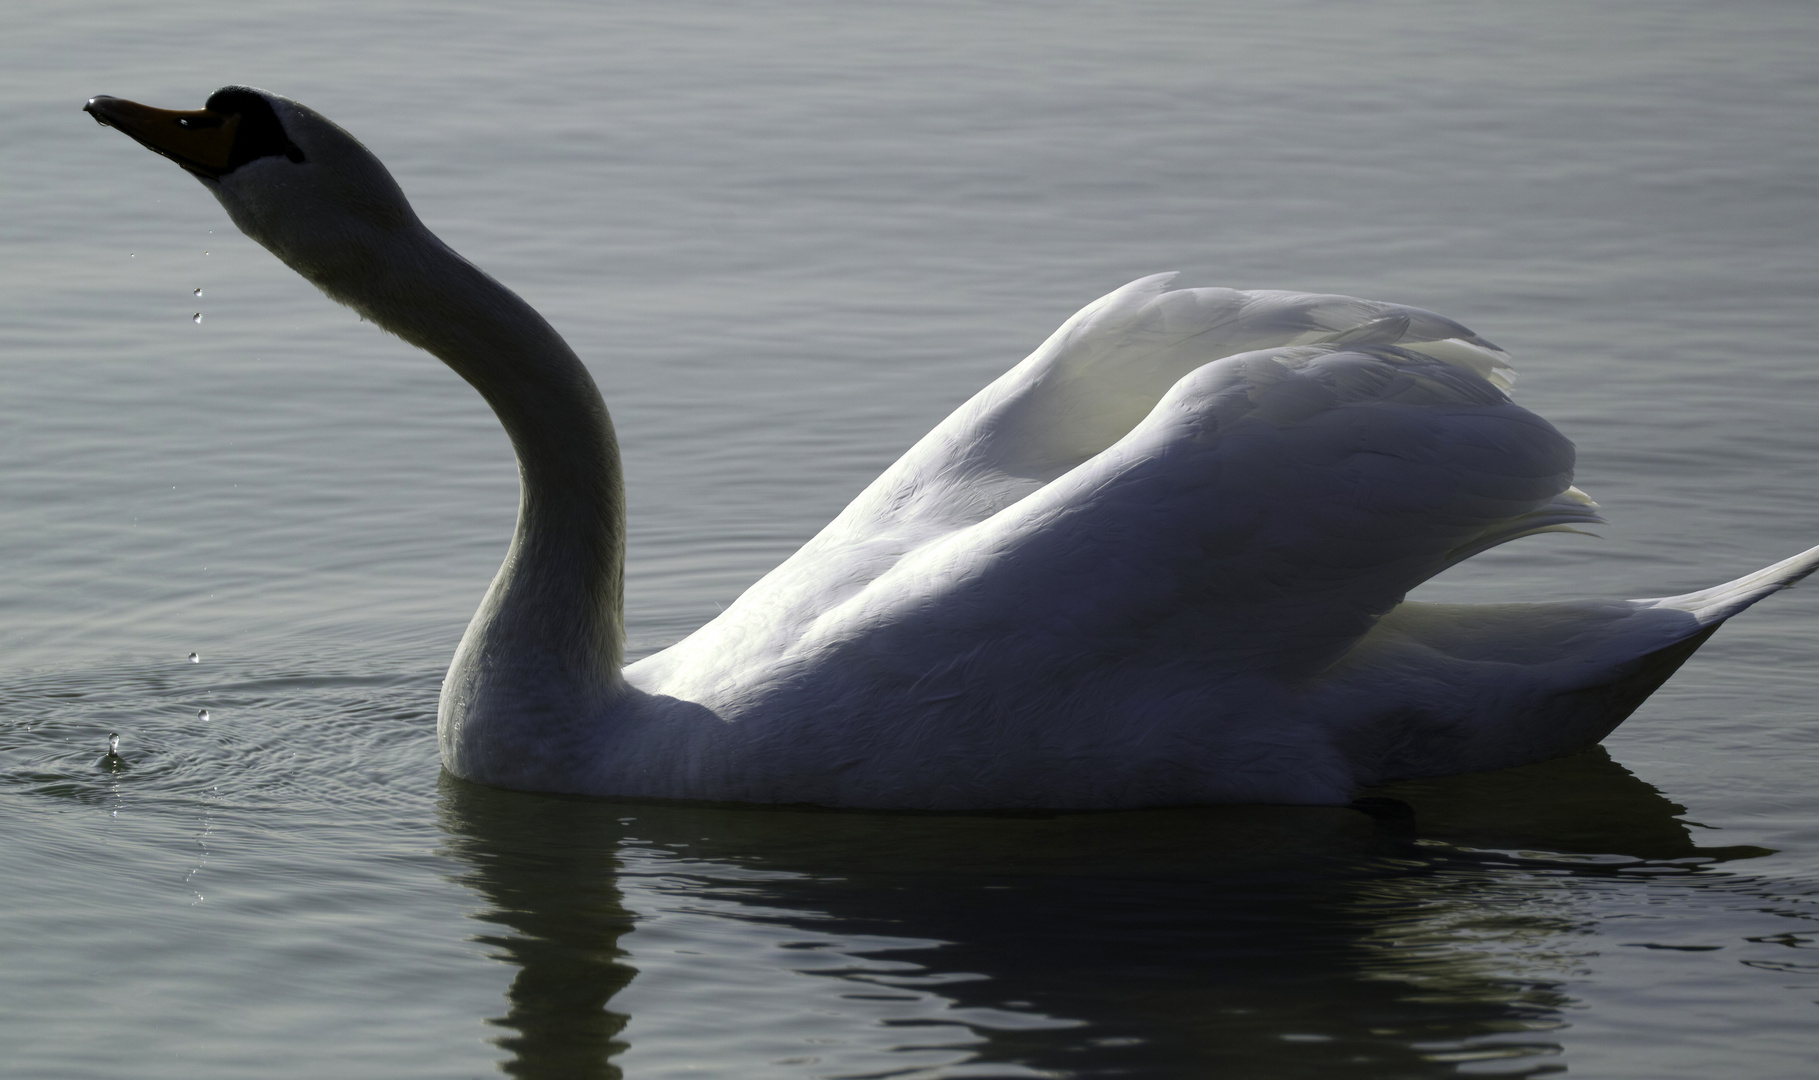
633, 278, 1565, 698
795, 342, 1592, 689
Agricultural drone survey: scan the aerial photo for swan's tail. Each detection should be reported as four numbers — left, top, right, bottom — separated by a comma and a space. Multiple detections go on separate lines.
1643, 543, 1819, 625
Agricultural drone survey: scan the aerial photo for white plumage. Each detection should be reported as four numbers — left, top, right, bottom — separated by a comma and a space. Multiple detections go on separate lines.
87, 87, 1819, 808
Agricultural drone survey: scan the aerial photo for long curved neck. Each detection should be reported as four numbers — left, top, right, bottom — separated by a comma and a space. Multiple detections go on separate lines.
320, 224, 626, 783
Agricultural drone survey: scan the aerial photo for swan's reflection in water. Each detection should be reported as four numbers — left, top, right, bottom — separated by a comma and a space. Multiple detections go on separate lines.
435, 748, 1765, 1078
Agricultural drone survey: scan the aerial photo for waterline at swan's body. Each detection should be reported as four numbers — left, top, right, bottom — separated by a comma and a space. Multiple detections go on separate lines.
85, 87, 1819, 808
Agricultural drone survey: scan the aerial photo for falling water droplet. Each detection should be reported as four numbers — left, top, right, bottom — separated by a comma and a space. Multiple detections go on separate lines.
188, 652, 200, 663
193, 313, 203, 324
197, 709, 210, 722
193, 288, 203, 297
107, 732, 120, 754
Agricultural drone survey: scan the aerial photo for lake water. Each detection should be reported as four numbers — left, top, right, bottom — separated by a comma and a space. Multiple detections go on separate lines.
4, 1, 1818, 1076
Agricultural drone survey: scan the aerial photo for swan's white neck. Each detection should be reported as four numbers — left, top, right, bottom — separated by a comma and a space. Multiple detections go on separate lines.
311, 224, 627, 785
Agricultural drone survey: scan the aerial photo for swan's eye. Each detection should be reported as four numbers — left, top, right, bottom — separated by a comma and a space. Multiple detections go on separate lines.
200, 86, 308, 171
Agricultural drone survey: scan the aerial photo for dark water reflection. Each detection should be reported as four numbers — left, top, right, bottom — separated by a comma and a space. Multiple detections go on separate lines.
439, 793, 639, 1078
435, 748, 1763, 1079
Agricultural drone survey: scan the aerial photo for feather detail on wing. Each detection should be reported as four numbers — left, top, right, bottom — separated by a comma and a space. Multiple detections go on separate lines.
795, 339, 1594, 690
634, 277, 1578, 695
853, 273, 1519, 540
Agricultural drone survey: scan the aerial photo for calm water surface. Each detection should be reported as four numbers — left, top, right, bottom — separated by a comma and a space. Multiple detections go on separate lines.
3, 2, 1818, 1076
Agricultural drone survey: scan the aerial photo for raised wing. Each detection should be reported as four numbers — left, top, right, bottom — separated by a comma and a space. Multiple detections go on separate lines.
790, 340, 1597, 690
633, 277, 1573, 694
833, 273, 1518, 545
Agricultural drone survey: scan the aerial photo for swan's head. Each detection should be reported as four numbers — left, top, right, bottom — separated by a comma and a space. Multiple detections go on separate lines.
85, 87, 420, 291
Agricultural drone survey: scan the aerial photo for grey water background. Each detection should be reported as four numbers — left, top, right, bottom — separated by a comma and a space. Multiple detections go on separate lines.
3, 1, 1817, 1076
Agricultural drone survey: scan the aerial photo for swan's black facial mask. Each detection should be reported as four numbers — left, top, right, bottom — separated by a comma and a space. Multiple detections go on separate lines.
84, 88, 305, 180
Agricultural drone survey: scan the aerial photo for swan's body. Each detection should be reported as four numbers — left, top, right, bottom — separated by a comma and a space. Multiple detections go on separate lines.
86, 88, 1819, 808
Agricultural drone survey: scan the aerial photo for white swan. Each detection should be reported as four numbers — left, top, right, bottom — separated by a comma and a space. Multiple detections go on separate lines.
85, 87, 1819, 809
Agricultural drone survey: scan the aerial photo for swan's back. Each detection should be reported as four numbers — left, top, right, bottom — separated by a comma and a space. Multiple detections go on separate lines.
613, 278, 1630, 806
615, 277, 1815, 806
